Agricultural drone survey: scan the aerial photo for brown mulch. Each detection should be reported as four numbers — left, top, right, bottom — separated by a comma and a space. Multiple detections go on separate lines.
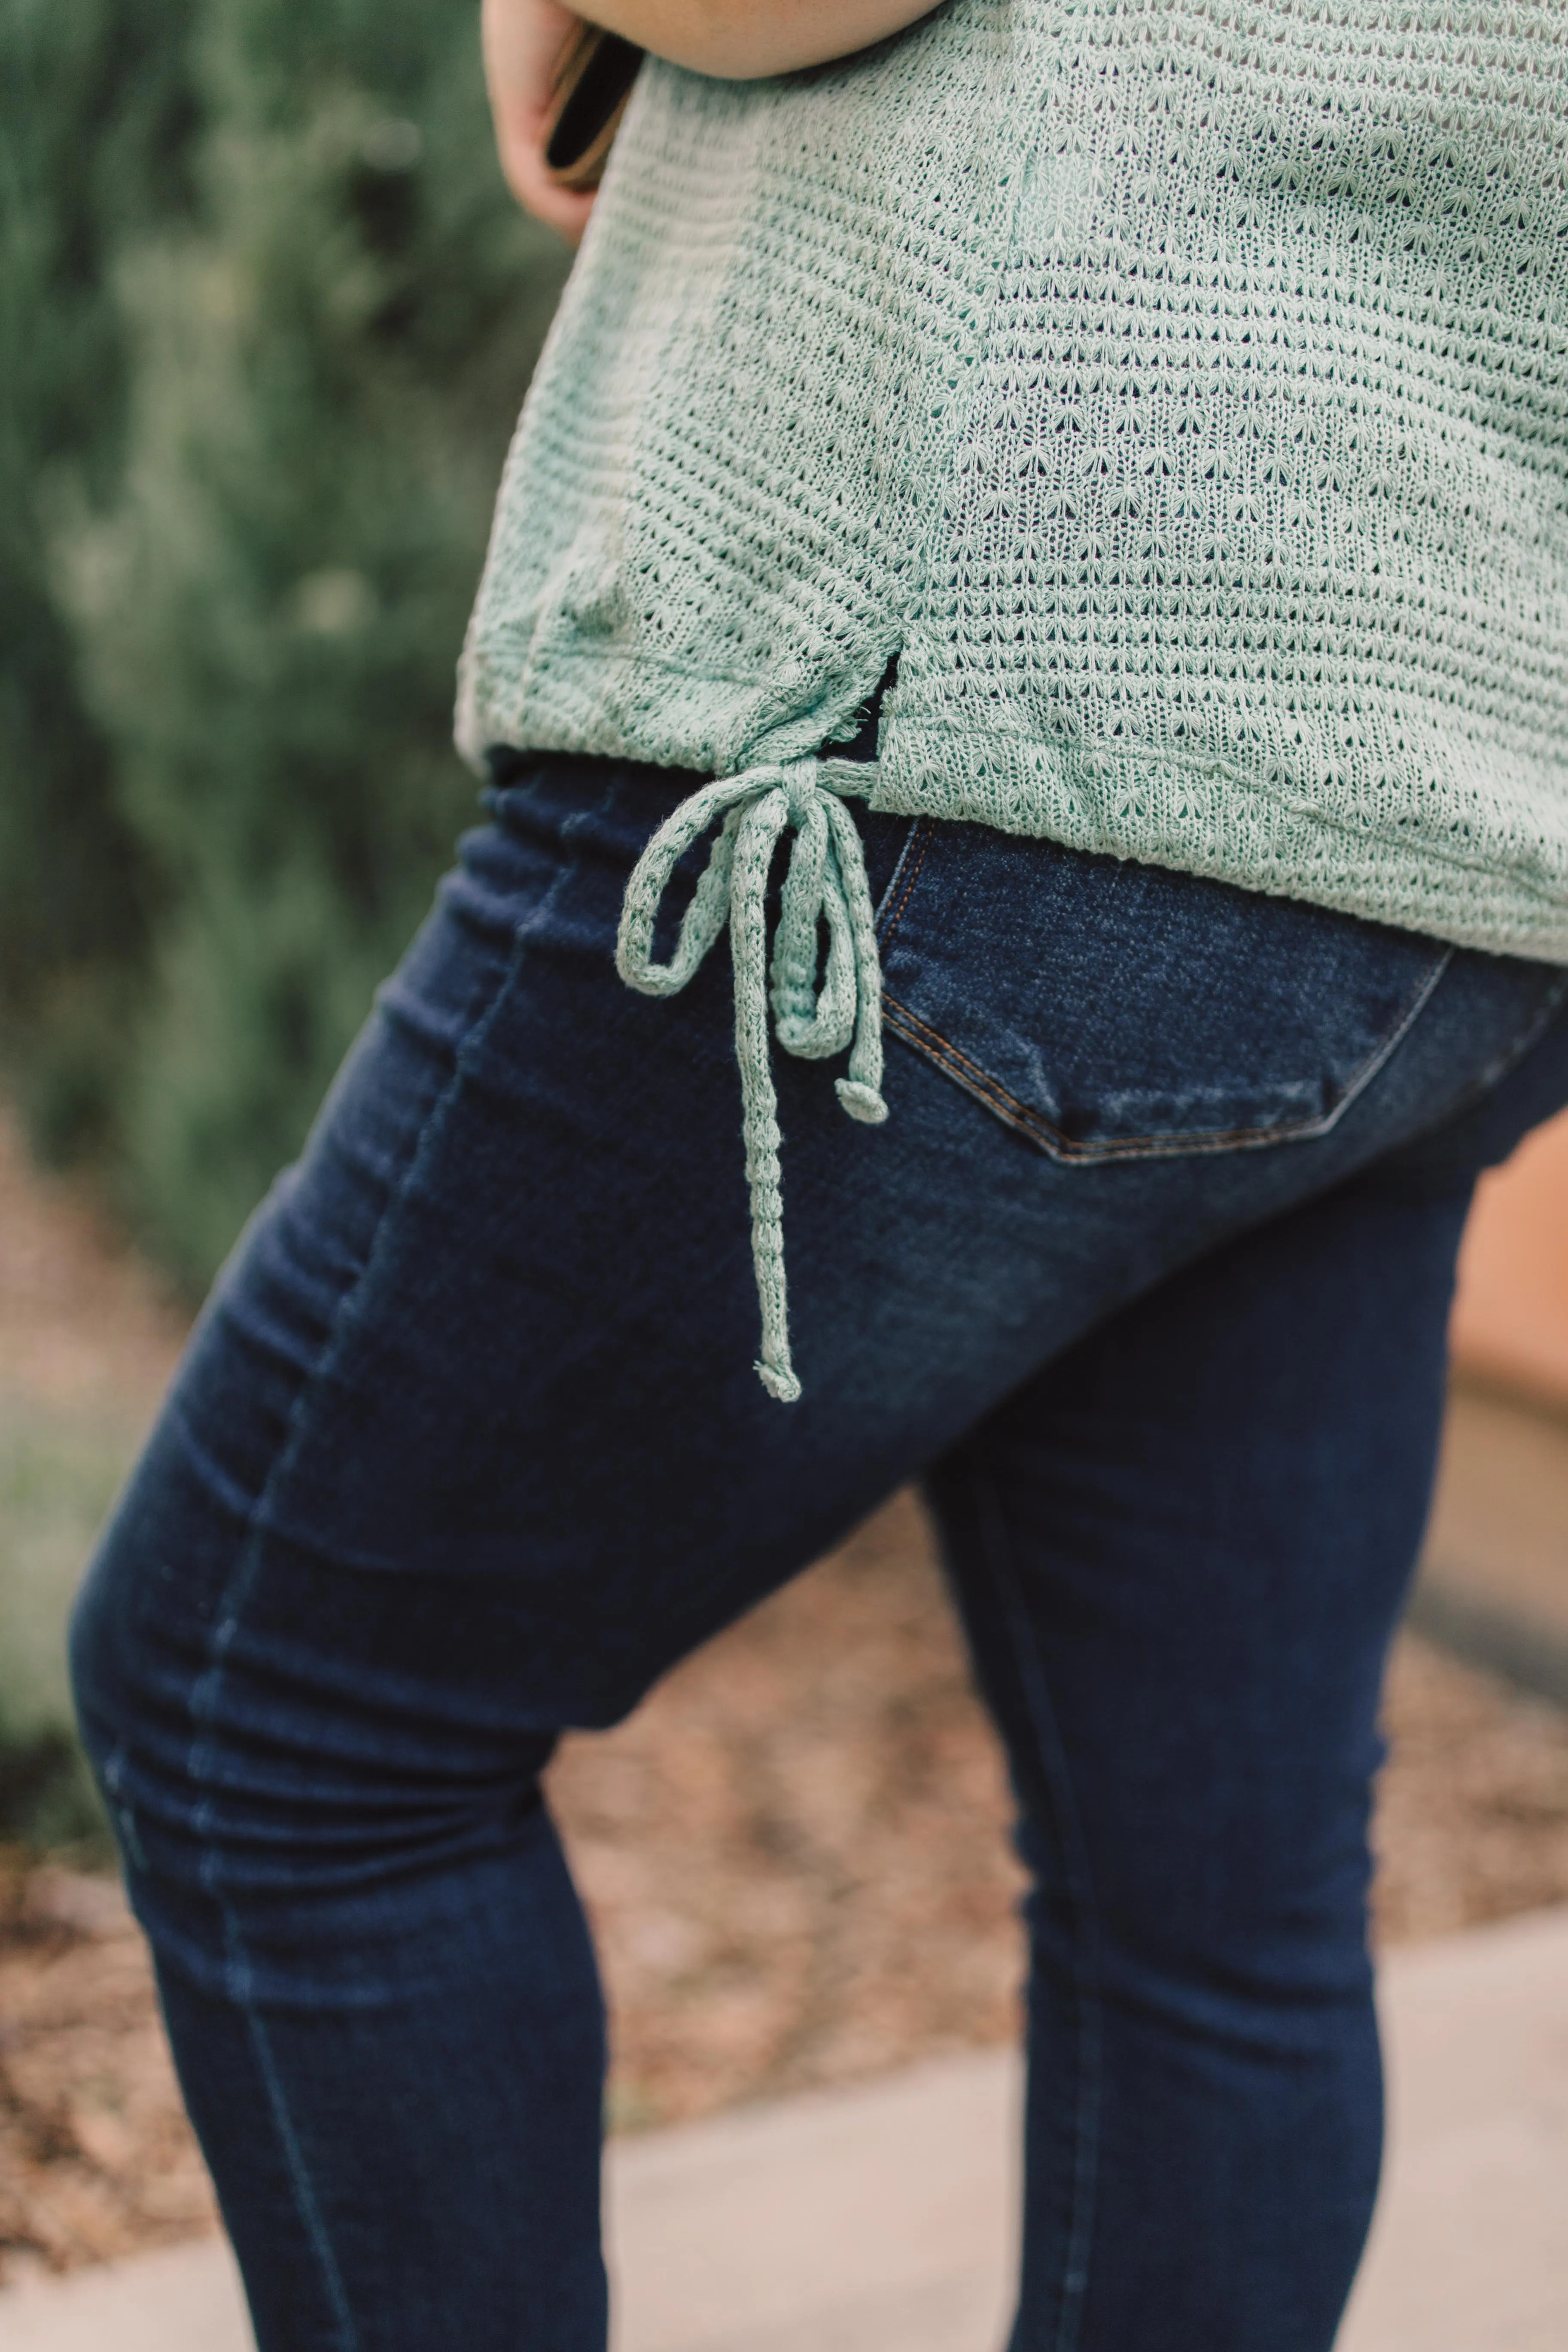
4, 1107, 1568, 2280
554, 1493, 1024, 2132
0, 1860, 219, 2277
1373, 1633, 1568, 1938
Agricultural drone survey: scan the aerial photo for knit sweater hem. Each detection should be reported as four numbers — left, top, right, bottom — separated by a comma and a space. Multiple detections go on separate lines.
870, 724, 1568, 966
461, 644, 1568, 967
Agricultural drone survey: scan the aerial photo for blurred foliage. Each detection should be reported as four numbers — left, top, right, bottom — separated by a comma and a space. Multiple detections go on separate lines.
0, 0, 201, 1164
1, 0, 569, 1283
0, 1406, 139, 1847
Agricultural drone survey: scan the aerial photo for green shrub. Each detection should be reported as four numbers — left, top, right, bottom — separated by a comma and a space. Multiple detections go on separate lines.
0, 1405, 145, 1847
0, 0, 202, 1162
0, 0, 568, 1835
8, 0, 569, 1284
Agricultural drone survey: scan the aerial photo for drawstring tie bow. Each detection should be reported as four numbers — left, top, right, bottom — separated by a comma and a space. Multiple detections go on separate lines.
616, 758, 888, 1403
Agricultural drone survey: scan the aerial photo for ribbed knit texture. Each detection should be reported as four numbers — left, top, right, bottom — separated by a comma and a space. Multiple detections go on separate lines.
459, 0, 1568, 959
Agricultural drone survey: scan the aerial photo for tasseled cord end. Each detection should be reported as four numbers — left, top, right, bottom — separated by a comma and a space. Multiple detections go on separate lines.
615, 757, 890, 1403
836, 1078, 889, 1125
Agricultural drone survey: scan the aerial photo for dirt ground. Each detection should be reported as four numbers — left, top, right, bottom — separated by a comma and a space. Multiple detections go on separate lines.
4, 1112, 1568, 2281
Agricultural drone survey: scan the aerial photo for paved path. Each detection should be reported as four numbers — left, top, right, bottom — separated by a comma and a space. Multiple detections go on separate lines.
4, 1905, 1566, 2352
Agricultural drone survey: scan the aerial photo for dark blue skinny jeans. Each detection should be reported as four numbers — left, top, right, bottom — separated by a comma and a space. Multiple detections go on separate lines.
71, 750, 1568, 2352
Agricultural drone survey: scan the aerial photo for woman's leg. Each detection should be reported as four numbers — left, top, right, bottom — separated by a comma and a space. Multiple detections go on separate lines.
69, 749, 1568, 2351
69, 758, 1076, 2352
931, 1168, 1474, 2352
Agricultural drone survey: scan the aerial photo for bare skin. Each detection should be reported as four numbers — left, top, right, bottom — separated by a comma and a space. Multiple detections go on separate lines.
482, 0, 939, 241
567, 0, 941, 77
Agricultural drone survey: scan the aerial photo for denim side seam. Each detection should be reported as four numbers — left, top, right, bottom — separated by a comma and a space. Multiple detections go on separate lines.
883, 948, 1453, 1164
225, 1928, 358, 2350
180, 872, 561, 2351
967, 1458, 1103, 2352
1417, 965, 1568, 1129
874, 816, 938, 942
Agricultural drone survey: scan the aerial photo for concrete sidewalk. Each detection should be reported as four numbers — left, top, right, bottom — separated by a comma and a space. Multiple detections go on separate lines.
3, 1905, 1565, 2352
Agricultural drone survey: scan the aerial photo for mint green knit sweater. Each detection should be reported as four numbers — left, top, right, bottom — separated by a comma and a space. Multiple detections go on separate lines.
457, 0, 1568, 1397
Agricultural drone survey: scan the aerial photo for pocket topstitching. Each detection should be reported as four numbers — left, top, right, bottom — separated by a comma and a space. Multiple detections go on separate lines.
874, 821, 1454, 1162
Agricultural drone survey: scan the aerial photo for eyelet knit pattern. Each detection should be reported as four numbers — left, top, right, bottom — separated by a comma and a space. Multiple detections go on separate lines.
459, 0, 1568, 959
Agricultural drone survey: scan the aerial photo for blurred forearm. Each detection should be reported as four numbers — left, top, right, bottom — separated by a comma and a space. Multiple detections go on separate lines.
482, 0, 940, 243
577, 0, 942, 79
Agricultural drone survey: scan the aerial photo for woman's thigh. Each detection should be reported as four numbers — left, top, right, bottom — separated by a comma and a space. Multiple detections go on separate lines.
71, 748, 1568, 1933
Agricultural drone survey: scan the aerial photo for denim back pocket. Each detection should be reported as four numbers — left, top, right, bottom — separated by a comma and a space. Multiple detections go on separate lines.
875, 819, 1452, 1160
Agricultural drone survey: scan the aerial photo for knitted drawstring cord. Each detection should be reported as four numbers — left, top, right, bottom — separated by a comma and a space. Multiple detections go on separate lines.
616, 758, 889, 1403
